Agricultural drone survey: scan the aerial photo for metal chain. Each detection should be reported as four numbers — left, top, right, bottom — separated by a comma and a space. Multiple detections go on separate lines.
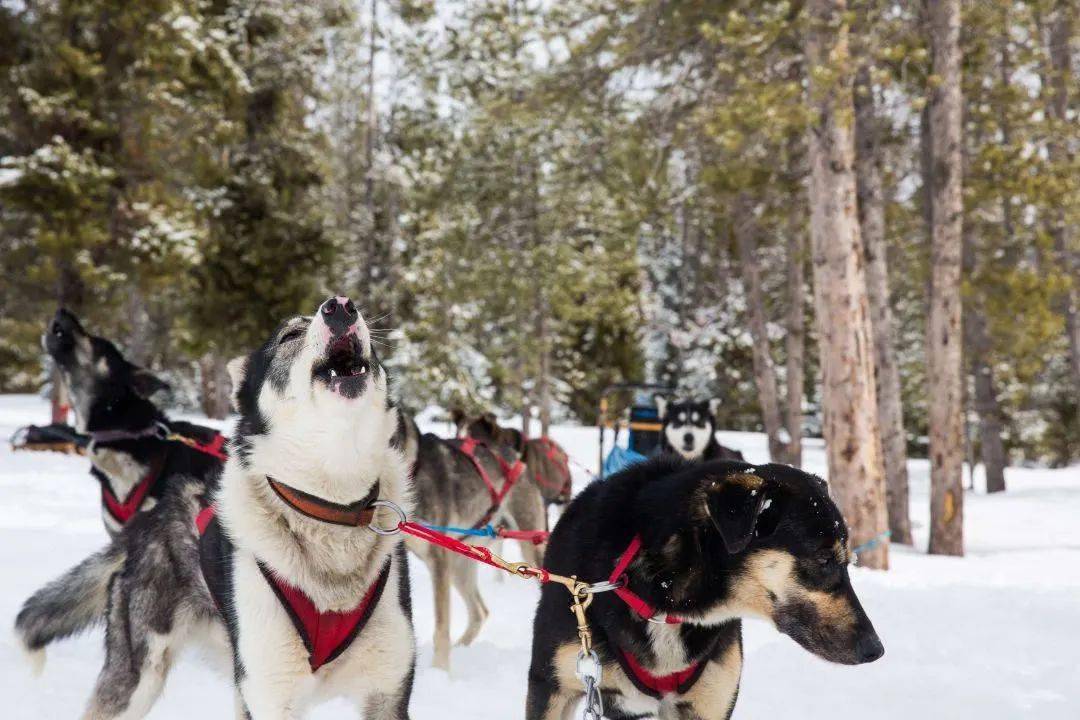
576, 650, 604, 720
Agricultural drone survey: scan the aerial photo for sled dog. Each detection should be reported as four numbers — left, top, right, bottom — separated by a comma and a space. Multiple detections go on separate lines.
17, 297, 416, 719
42, 308, 226, 535
527, 457, 884, 719
655, 396, 745, 462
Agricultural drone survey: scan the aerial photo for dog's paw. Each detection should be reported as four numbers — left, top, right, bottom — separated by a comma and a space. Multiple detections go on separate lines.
19, 637, 46, 677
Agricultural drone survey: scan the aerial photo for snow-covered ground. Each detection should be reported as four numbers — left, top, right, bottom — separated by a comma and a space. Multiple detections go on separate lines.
1, 393, 1077, 718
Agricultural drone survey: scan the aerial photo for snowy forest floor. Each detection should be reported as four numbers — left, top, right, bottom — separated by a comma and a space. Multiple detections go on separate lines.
0, 394, 1077, 719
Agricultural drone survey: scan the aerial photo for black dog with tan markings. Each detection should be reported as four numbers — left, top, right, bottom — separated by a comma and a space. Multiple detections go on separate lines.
526, 457, 883, 719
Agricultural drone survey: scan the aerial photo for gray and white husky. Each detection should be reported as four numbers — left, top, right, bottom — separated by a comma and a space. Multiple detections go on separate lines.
16, 297, 416, 719
397, 411, 545, 671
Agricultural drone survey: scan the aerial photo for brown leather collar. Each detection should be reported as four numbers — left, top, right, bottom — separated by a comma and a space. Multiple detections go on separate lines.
267, 477, 380, 527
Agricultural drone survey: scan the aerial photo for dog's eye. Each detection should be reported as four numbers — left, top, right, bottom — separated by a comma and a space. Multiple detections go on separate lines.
279, 327, 305, 345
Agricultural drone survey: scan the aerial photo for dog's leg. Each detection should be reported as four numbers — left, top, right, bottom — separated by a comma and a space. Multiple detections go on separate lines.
233, 686, 252, 720
240, 675, 300, 720
361, 670, 414, 720
81, 602, 176, 720
526, 676, 578, 720
431, 550, 451, 671
451, 554, 488, 647
674, 640, 743, 720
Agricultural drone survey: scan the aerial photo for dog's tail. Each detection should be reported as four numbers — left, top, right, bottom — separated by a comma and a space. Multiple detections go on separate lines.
14, 543, 125, 674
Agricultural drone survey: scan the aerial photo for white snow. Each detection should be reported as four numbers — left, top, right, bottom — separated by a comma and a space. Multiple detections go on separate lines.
1, 394, 1077, 718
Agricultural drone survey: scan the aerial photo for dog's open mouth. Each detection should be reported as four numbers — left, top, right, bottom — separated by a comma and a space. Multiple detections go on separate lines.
313, 334, 369, 397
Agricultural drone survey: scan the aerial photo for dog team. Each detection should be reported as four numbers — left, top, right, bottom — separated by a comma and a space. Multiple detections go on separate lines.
14, 298, 882, 719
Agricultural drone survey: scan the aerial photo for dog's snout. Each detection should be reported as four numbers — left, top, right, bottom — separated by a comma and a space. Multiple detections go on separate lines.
855, 631, 884, 663
319, 296, 359, 335
683, 433, 694, 445
47, 309, 79, 343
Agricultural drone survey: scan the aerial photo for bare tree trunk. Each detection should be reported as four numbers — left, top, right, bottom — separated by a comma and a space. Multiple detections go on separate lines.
957, 21, 1013, 496
854, 66, 913, 545
734, 193, 786, 462
784, 149, 806, 468
1041, 3, 1080, 405
804, 0, 889, 569
966, 311, 1007, 493
124, 286, 153, 367
516, 350, 532, 439
536, 294, 551, 437
362, 0, 379, 310
959, 133, 1007, 496
926, 0, 965, 556
523, 154, 551, 438
199, 353, 231, 420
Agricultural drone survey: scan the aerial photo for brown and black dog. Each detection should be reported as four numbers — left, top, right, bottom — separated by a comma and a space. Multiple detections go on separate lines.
526, 457, 883, 719
522, 436, 573, 511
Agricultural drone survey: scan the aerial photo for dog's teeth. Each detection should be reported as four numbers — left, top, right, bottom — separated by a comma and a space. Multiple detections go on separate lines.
359, 366, 366, 374
330, 369, 338, 378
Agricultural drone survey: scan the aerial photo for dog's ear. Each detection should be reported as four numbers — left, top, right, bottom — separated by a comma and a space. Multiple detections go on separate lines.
708, 398, 721, 420
226, 356, 247, 412
131, 367, 169, 398
704, 472, 768, 553
654, 394, 668, 420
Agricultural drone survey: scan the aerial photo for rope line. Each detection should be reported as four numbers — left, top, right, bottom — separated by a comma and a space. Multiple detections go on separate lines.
416, 521, 549, 545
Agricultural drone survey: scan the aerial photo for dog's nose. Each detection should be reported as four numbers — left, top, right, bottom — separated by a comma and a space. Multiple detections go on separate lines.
50, 309, 75, 338
684, 433, 694, 445
319, 296, 358, 336
855, 632, 884, 663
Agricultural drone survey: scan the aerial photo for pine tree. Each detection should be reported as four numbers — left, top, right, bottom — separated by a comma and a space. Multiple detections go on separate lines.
187, 0, 345, 416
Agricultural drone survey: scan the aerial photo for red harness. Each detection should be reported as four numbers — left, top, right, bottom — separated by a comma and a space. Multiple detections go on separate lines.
616, 648, 706, 699
101, 452, 166, 524
531, 437, 572, 496
196, 505, 390, 672
607, 534, 705, 698
99, 431, 228, 525
450, 437, 526, 529
176, 432, 228, 461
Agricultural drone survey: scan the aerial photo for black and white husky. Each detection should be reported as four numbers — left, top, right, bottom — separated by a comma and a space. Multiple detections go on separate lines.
16, 297, 416, 719
43, 308, 225, 535
655, 396, 745, 462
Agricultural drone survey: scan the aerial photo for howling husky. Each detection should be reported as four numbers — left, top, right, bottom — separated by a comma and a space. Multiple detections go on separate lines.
43, 308, 226, 535
16, 297, 416, 719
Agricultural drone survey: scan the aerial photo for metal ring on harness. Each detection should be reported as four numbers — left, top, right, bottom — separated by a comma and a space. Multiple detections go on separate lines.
585, 578, 625, 594
368, 499, 407, 535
